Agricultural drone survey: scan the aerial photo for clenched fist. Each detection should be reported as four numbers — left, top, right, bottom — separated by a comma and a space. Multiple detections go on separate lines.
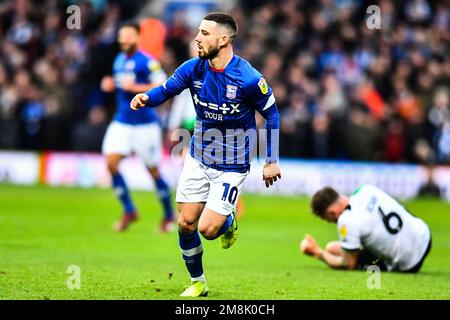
300, 234, 321, 258
130, 93, 149, 110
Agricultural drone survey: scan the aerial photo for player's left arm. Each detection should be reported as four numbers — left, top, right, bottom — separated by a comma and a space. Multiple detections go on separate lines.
247, 76, 281, 188
131, 58, 193, 110
318, 248, 359, 270
122, 60, 167, 93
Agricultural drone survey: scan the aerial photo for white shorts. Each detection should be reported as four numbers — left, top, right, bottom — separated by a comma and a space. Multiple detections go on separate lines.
175, 154, 249, 216
102, 121, 162, 167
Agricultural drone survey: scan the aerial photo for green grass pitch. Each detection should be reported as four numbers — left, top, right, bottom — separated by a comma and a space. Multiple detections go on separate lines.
0, 183, 449, 300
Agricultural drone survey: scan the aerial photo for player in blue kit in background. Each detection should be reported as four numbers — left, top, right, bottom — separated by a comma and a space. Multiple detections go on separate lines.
130, 13, 281, 297
101, 23, 175, 233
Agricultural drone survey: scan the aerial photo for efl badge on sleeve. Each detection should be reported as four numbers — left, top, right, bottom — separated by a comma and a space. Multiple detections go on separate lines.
258, 77, 268, 94
148, 60, 161, 72
339, 225, 348, 239
226, 84, 238, 99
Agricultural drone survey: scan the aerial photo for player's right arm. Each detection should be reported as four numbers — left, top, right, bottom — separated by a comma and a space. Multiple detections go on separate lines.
130, 93, 149, 110
300, 234, 359, 270
101, 54, 117, 93
318, 248, 359, 270
327, 215, 361, 269
130, 58, 195, 111
101, 75, 115, 92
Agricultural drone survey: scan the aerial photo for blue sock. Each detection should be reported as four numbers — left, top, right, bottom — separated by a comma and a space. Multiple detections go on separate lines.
154, 177, 173, 220
216, 214, 233, 238
112, 173, 136, 214
179, 229, 204, 278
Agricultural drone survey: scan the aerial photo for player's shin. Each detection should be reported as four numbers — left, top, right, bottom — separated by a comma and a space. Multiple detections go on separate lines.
179, 229, 206, 283
155, 177, 174, 220
112, 173, 136, 214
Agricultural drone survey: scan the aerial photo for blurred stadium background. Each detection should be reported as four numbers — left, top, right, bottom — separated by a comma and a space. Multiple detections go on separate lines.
0, 0, 450, 300
0, 0, 449, 200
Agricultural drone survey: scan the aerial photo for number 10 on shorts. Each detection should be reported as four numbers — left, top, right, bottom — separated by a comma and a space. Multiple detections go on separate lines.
222, 183, 238, 204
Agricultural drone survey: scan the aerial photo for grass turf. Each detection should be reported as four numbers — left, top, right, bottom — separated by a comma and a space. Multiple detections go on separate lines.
0, 183, 449, 300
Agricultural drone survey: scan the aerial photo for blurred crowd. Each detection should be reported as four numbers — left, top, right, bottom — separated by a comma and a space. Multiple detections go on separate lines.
0, 0, 144, 150
0, 0, 449, 165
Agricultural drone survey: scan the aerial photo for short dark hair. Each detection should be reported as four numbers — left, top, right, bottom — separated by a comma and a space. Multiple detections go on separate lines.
119, 22, 140, 33
311, 187, 339, 217
203, 12, 238, 38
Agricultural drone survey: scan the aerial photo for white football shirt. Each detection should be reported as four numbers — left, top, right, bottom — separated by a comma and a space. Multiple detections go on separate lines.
337, 185, 431, 271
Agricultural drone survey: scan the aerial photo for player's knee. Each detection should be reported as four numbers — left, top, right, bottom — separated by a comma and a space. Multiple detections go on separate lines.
106, 159, 120, 175
107, 164, 119, 175
178, 214, 197, 233
148, 167, 160, 180
198, 224, 218, 240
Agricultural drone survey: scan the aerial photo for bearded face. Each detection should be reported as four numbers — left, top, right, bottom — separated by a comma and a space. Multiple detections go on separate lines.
118, 26, 139, 55
195, 20, 230, 60
197, 41, 221, 60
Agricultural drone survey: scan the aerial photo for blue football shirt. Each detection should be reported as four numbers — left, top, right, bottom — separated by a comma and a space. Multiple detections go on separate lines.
113, 50, 166, 125
145, 55, 279, 172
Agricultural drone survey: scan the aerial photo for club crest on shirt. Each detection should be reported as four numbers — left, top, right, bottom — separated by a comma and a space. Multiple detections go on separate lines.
226, 84, 238, 99
258, 77, 268, 94
125, 60, 135, 70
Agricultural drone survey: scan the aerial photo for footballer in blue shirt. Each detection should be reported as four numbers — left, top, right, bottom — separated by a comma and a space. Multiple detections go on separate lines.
130, 13, 281, 297
101, 23, 175, 233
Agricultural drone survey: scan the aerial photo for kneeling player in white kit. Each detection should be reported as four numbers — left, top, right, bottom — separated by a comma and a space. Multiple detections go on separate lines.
301, 185, 432, 273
